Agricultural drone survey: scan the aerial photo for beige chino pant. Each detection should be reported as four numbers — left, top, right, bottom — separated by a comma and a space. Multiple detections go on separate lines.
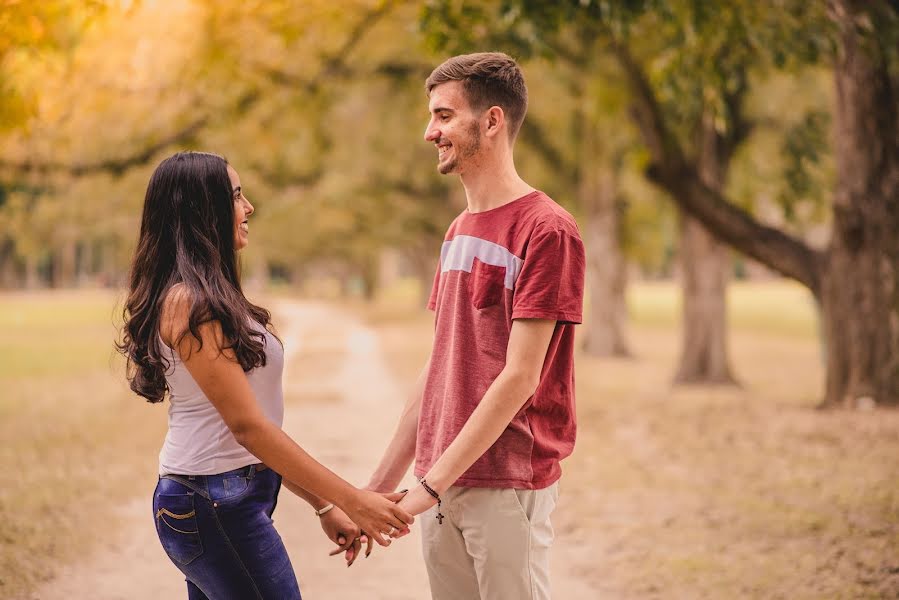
420, 482, 560, 600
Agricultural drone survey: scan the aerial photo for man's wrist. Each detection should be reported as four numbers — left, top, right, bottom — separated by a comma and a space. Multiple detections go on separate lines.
420, 470, 450, 495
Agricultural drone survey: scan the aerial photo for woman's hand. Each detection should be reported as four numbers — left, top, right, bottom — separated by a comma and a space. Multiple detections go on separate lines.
318, 506, 370, 566
340, 489, 414, 547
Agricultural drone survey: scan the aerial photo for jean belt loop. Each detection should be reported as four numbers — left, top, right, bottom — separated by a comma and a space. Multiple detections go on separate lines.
247, 464, 257, 480
160, 473, 211, 500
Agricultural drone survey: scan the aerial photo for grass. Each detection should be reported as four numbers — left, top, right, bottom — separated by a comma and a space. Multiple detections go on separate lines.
0, 290, 126, 380
1, 281, 896, 598
0, 290, 166, 597
361, 280, 899, 599
627, 279, 820, 339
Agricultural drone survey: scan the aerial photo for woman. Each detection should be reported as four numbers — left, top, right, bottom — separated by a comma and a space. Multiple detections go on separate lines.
118, 151, 412, 598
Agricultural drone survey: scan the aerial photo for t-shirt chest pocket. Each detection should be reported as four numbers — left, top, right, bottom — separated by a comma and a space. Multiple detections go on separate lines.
468, 258, 507, 310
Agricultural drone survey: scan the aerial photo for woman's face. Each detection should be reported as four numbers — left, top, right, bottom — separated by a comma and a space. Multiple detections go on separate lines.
227, 165, 254, 251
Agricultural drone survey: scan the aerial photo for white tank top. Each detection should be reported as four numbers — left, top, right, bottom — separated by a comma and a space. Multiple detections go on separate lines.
158, 326, 284, 475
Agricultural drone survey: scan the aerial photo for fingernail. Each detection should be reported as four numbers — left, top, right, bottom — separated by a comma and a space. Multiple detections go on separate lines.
399, 489, 409, 493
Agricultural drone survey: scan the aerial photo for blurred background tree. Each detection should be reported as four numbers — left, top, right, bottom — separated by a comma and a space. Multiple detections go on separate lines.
1, 0, 896, 406
422, 0, 898, 406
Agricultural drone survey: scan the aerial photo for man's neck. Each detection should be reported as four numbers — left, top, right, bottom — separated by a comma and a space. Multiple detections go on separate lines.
459, 152, 534, 214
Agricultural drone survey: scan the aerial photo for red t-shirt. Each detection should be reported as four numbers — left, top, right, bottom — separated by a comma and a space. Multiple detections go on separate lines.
414, 190, 586, 489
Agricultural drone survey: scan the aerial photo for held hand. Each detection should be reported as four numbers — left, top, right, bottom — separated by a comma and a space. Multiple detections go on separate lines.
318, 507, 365, 567
341, 489, 414, 547
380, 490, 412, 538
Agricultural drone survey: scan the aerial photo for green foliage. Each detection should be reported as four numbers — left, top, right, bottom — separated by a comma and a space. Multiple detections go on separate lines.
778, 109, 831, 222
0, 0, 855, 289
0, 0, 105, 132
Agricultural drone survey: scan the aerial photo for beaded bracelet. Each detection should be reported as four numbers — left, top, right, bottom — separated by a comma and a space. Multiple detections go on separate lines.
420, 478, 445, 525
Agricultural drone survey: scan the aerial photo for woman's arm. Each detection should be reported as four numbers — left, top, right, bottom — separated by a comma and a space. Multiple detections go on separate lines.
161, 294, 412, 546
281, 479, 372, 565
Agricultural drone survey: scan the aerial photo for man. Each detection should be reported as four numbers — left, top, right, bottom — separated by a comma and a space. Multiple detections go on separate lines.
368, 52, 585, 599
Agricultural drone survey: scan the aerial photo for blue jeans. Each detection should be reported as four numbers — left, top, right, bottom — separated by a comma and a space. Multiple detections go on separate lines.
152, 465, 302, 599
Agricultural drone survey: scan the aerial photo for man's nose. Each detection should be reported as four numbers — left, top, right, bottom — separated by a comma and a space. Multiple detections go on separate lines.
424, 122, 440, 142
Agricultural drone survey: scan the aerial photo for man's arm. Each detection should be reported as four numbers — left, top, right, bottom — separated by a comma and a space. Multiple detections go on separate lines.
398, 319, 556, 514
367, 356, 431, 492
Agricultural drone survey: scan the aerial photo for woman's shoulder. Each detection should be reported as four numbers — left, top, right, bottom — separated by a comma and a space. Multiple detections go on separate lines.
159, 284, 195, 347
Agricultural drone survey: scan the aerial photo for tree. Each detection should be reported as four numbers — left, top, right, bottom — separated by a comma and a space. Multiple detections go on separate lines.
0, 0, 409, 289
419, 2, 759, 373
613, 0, 899, 406
422, 0, 899, 405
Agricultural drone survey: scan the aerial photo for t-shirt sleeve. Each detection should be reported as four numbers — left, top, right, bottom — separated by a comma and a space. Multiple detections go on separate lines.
427, 260, 441, 311
512, 226, 585, 324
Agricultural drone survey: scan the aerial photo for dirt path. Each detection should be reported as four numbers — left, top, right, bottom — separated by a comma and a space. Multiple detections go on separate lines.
34, 300, 596, 599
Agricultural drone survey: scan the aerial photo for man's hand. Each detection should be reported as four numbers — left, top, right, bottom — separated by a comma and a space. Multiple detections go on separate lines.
340, 489, 414, 548
337, 490, 413, 563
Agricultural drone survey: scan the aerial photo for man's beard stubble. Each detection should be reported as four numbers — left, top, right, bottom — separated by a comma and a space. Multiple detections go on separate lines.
439, 120, 481, 175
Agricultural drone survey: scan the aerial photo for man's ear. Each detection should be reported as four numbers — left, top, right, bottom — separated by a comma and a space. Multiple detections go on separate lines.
484, 106, 505, 139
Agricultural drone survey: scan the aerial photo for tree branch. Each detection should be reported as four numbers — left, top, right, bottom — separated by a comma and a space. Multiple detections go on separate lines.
0, 117, 207, 177
259, 0, 399, 93
611, 41, 686, 172
614, 41, 823, 295
519, 119, 577, 179
0, 1, 399, 178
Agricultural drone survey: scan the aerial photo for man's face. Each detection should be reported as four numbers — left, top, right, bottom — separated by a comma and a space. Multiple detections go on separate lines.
424, 81, 482, 175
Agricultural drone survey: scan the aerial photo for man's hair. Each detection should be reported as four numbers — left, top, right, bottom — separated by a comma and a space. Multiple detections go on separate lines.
426, 52, 528, 141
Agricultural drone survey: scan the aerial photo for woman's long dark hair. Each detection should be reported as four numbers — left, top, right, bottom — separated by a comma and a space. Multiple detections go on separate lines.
117, 151, 274, 403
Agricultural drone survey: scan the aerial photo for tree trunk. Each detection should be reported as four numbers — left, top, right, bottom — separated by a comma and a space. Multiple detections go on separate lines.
616, 0, 899, 406
355, 252, 379, 302
675, 110, 737, 384
675, 214, 736, 383
817, 0, 899, 407
582, 167, 630, 357
578, 77, 630, 358
77, 240, 93, 287
52, 240, 77, 288
24, 254, 40, 289
404, 243, 437, 309
0, 241, 17, 289
100, 241, 118, 287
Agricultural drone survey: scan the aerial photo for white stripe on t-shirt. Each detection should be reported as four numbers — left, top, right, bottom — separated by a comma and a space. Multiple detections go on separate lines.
439, 235, 523, 290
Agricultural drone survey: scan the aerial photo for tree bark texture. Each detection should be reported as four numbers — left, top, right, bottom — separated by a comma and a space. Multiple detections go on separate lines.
577, 89, 630, 358
676, 214, 736, 383
616, 0, 899, 405
675, 111, 738, 384
52, 240, 77, 289
818, 0, 899, 406
582, 167, 630, 357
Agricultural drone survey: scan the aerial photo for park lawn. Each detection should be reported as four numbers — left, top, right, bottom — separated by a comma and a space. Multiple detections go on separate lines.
1, 282, 896, 598
0, 290, 167, 597
364, 280, 899, 600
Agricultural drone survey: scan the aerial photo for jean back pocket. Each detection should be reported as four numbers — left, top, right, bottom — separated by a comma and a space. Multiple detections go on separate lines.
154, 491, 203, 565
